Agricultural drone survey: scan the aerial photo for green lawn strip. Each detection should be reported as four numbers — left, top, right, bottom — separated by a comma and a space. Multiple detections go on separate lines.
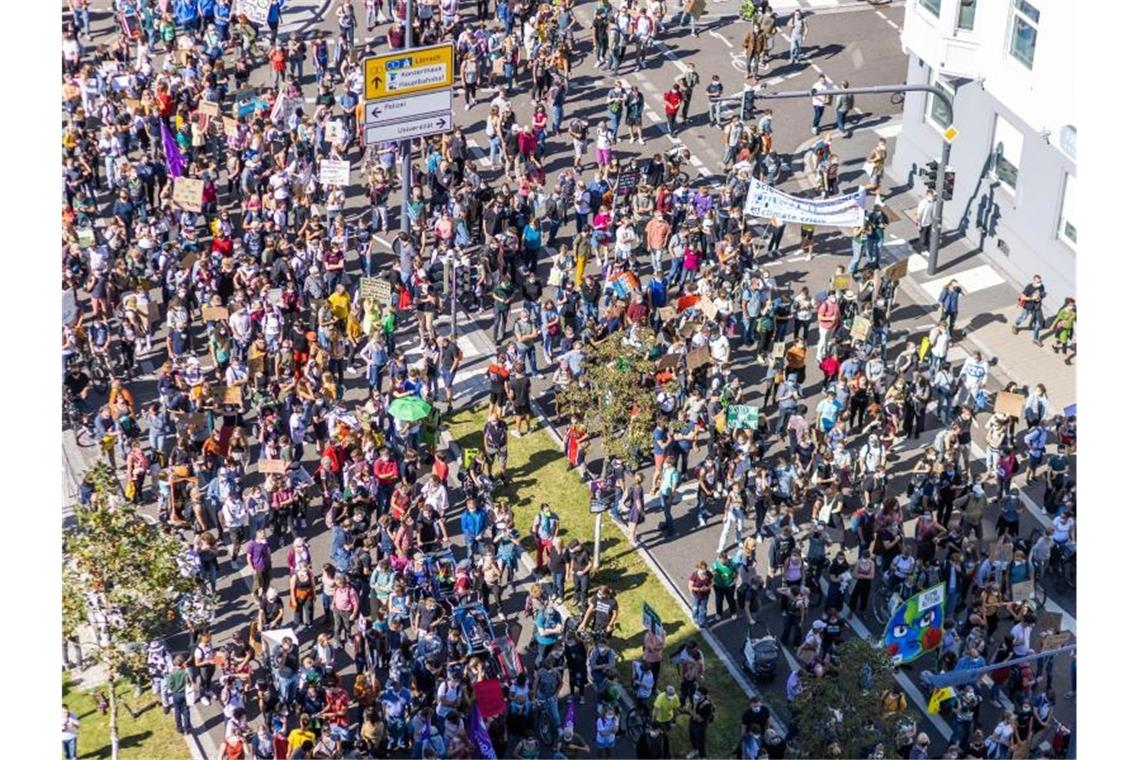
63, 674, 188, 760
447, 406, 751, 757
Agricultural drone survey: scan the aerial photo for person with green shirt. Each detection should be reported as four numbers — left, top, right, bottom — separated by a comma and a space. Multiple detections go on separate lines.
711, 550, 739, 619
166, 655, 192, 735
492, 278, 515, 342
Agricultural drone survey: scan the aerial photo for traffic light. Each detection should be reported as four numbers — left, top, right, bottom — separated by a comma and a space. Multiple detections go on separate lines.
942, 169, 956, 201
918, 160, 939, 191
742, 88, 756, 120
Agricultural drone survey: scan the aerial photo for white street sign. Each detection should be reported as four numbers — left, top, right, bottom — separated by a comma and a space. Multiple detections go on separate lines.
365, 90, 452, 127
365, 112, 453, 145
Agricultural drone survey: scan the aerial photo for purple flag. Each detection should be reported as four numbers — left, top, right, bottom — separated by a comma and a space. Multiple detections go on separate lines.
160, 119, 185, 178
563, 699, 575, 731
469, 702, 498, 760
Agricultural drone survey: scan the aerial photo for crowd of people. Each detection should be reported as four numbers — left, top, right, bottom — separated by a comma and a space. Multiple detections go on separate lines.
61, 0, 1075, 759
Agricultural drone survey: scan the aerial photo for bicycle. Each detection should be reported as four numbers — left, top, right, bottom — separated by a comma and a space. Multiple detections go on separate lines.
596, 679, 648, 745
535, 696, 561, 746
1026, 529, 1077, 590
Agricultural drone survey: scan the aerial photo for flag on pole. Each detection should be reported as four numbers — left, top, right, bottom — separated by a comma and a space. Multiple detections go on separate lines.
269, 89, 286, 124
160, 120, 185, 178
470, 702, 498, 759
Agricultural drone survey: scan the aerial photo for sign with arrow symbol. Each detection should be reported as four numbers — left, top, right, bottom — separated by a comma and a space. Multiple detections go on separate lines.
363, 43, 455, 100
364, 89, 453, 128
364, 111, 454, 145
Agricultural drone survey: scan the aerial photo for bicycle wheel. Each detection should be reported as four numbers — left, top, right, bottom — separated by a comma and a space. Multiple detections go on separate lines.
536, 706, 556, 746
872, 585, 891, 626
624, 706, 646, 744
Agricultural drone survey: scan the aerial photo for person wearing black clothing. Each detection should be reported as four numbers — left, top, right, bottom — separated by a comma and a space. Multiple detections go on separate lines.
689, 686, 715, 757
818, 609, 848, 657
763, 728, 788, 759
636, 723, 671, 759
564, 631, 589, 704
740, 695, 771, 739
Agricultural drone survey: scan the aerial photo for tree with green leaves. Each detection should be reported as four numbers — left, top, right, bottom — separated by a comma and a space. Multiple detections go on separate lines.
790, 637, 908, 759
62, 463, 200, 760
555, 326, 667, 465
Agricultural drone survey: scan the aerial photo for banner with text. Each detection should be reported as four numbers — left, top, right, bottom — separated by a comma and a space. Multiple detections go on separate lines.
744, 180, 866, 228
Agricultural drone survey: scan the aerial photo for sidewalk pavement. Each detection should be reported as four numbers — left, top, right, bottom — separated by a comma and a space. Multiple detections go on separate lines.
792, 117, 1076, 410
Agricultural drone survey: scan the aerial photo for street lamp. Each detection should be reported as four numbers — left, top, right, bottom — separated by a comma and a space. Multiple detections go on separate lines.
753, 83, 955, 275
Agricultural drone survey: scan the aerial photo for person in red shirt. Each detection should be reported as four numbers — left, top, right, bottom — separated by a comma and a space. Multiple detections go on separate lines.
372, 448, 400, 512
663, 85, 683, 137
816, 293, 841, 361
320, 682, 352, 750
269, 44, 287, 87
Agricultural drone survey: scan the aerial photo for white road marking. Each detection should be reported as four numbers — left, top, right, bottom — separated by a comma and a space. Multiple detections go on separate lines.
698, 167, 713, 177
651, 38, 690, 74
920, 264, 1006, 300
875, 122, 904, 140
646, 110, 663, 122
710, 31, 734, 48
689, 154, 705, 167
640, 79, 659, 93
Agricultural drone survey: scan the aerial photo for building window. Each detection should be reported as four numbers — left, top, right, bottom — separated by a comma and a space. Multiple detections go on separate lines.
1009, 0, 1040, 69
990, 114, 1023, 191
956, 0, 976, 31
925, 73, 954, 130
919, 0, 942, 17
1059, 174, 1076, 247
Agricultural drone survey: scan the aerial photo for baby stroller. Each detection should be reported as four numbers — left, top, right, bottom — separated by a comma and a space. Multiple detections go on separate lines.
742, 622, 781, 684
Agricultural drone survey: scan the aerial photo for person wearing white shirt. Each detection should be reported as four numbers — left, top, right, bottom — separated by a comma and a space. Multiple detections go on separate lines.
62, 706, 80, 760
709, 330, 730, 368
957, 351, 989, 409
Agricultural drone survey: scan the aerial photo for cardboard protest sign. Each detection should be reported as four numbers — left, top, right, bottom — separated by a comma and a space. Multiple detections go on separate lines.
258, 459, 288, 475
223, 386, 243, 405
771, 340, 786, 358
882, 259, 908, 282
697, 297, 718, 321
995, 391, 1025, 419
657, 306, 677, 323
202, 306, 230, 322
655, 353, 680, 371
172, 177, 204, 212
1010, 581, 1035, 604
851, 315, 871, 342
1041, 632, 1072, 651
686, 346, 712, 370
319, 158, 351, 186
198, 99, 220, 118
222, 116, 240, 137
360, 277, 392, 303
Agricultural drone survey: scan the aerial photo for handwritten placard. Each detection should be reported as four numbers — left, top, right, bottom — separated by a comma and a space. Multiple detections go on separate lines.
697, 297, 718, 321
851, 315, 871, 342
360, 277, 391, 303
258, 458, 288, 475
319, 158, 350, 186
198, 99, 220, 118
1041, 632, 1072, 651
223, 116, 240, 138
223, 386, 243, 405
172, 177, 204, 213
657, 306, 677, 323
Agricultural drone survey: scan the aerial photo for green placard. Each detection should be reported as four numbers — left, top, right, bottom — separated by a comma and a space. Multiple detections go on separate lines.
726, 405, 760, 431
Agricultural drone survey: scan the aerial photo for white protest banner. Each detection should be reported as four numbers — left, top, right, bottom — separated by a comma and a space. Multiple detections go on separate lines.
744, 180, 866, 228
319, 159, 351, 187
236, 0, 272, 25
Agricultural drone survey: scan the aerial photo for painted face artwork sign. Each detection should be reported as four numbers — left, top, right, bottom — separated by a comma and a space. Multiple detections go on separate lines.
882, 583, 945, 664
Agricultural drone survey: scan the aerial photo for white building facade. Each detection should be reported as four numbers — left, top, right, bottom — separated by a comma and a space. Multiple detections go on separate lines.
893, 0, 1076, 310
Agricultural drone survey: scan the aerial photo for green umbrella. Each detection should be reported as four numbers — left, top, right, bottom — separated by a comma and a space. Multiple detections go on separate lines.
387, 396, 433, 423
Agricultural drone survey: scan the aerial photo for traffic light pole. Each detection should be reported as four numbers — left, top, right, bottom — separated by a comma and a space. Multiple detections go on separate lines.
753, 83, 954, 275
400, 2, 414, 236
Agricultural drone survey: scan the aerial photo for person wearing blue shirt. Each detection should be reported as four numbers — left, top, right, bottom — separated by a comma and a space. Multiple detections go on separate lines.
266, 0, 283, 45
815, 388, 843, 433
460, 499, 490, 559
534, 604, 563, 661
173, 0, 199, 31
672, 420, 695, 475
1024, 423, 1048, 482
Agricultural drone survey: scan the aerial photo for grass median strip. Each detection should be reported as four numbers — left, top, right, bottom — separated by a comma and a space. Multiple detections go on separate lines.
446, 405, 751, 757
63, 675, 187, 760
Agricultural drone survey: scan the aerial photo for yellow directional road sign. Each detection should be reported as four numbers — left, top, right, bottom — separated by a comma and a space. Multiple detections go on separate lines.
364, 43, 455, 101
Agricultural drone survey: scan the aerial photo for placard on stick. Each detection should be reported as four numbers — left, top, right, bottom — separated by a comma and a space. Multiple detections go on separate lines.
222, 116, 240, 137
258, 458, 288, 475
771, 340, 786, 359
223, 386, 243, 405
202, 305, 230, 322
850, 315, 871, 342
172, 177, 204, 212
657, 306, 677, 323
995, 391, 1024, 418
